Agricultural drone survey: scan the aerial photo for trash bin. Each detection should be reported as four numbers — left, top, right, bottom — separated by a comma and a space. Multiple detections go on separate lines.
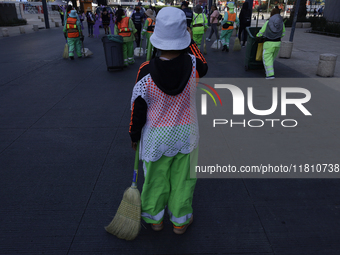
102, 35, 124, 71
244, 27, 264, 71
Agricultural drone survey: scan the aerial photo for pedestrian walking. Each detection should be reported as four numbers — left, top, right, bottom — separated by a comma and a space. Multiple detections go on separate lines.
101, 8, 110, 35
132, 7, 144, 47
181, 1, 193, 28
114, 8, 137, 66
141, 9, 156, 61
220, 3, 239, 52
191, 4, 208, 49
238, 1, 251, 47
63, 10, 83, 60
129, 6, 208, 234
86, 7, 95, 37
256, 8, 285, 79
79, 11, 85, 30
206, 4, 220, 42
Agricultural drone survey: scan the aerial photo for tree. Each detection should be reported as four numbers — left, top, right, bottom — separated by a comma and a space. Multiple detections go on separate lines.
290, 0, 307, 21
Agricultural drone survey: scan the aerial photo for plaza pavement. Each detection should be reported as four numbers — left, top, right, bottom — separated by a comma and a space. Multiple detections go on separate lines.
0, 13, 340, 255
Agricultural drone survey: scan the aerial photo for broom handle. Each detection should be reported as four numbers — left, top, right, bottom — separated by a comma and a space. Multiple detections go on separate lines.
132, 141, 139, 187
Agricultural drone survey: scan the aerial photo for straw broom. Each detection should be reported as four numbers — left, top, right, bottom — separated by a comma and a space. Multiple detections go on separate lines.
63, 40, 68, 59
105, 144, 141, 240
233, 37, 242, 51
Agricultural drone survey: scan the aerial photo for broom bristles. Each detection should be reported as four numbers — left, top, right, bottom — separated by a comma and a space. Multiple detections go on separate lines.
63, 43, 69, 59
233, 37, 242, 51
203, 42, 207, 55
105, 186, 141, 240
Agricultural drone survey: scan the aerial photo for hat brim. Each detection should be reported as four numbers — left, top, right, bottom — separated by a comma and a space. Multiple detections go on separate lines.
150, 30, 191, 50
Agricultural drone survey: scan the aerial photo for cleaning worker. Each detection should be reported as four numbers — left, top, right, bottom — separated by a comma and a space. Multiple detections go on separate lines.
220, 3, 239, 52
191, 4, 208, 50
129, 6, 208, 234
114, 8, 137, 67
63, 10, 83, 60
256, 8, 285, 79
181, 1, 193, 28
141, 9, 156, 61
132, 6, 144, 48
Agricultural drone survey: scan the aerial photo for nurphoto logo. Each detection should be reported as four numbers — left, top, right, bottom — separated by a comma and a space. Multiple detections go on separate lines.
199, 84, 312, 128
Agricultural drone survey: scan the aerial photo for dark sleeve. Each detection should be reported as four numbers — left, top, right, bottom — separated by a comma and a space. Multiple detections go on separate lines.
188, 39, 208, 78
129, 96, 147, 143
129, 62, 150, 142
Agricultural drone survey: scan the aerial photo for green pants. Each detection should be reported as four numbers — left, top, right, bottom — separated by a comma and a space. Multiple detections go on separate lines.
141, 148, 198, 226
193, 33, 204, 49
220, 29, 233, 48
67, 37, 82, 57
122, 41, 134, 66
262, 41, 281, 77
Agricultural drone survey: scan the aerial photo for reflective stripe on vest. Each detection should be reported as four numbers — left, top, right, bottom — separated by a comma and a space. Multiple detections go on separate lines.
222, 11, 236, 30
66, 17, 79, 38
118, 17, 132, 37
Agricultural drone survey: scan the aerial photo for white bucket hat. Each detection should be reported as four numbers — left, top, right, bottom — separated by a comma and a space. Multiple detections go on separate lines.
150, 7, 191, 51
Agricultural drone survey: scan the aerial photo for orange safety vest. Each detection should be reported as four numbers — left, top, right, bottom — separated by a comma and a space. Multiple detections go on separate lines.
66, 17, 79, 38
117, 17, 132, 37
146, 18, 155, 33
222, 11, 236, 30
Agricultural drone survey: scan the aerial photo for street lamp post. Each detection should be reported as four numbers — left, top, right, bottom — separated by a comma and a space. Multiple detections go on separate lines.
289, 0, 301, 42
42, 0, 50, 29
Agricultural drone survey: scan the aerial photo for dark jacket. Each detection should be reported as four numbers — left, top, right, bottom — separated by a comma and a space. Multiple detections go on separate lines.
239, 2, 251, 26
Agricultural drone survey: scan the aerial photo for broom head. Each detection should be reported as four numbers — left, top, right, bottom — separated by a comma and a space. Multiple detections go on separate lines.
105, 186, 141, 240
233, 37, 242, 51
63, 43, 69, 59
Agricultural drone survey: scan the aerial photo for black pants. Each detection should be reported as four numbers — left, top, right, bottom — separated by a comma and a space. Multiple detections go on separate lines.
208, 23, 219, 40
238, 25, 248, 45
134, 23, 142, 47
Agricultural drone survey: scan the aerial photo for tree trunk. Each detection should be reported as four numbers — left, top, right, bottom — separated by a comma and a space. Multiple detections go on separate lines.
71, 0, 77, 9
291, 0, 307, 21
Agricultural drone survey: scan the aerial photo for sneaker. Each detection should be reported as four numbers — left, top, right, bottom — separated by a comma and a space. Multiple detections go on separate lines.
266, 76, 275, 79
206, 38, 211, 42
151, 221, 163, 231
70, 56, 74, 60
173, 215, 193, 235
226, 47, 229, 52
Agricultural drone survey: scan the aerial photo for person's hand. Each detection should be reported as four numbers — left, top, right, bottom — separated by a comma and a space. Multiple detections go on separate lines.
80, 35, 84, 42
64, 32, 67, 39
131, 141, 137, 151
187, 27, 193, 39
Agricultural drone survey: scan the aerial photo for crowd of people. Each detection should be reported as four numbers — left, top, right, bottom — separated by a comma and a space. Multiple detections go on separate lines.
62, 2, 285, 77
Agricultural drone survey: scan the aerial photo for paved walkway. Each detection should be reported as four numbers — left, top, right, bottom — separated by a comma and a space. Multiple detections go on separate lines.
0, 14, 340, 255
